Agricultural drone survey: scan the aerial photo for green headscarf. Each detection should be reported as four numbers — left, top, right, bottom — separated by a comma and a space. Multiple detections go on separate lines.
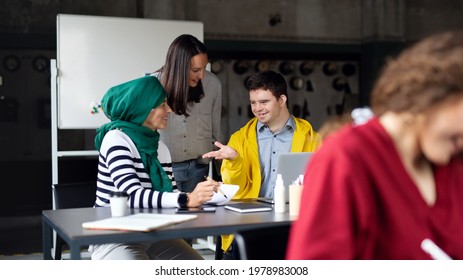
95, 76, 172, 192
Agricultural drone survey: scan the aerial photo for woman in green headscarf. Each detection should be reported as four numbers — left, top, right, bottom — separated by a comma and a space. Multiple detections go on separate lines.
91, 76, 217, 260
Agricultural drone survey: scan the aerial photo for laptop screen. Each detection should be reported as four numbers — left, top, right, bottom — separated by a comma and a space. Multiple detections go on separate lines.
276, 152, 314, 186
258, 152, 314, 203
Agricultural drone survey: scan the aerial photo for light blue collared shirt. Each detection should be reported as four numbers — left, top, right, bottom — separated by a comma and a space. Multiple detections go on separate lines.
257, 116, 295, 198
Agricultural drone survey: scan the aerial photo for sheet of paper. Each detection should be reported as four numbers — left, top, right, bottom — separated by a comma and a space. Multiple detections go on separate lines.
82, 213, 197, 232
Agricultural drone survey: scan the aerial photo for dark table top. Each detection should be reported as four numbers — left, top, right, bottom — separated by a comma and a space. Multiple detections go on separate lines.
42, 200, 294, 248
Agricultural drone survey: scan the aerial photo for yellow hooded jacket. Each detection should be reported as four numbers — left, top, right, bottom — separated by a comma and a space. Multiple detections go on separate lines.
220, 116, 321, 252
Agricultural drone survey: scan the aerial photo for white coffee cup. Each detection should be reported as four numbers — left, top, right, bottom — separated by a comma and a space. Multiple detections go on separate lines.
110, 191, 128, 217
289, 184, 303, 217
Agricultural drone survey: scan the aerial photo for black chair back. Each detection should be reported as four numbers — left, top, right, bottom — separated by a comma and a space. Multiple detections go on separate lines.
53, 182, 96, 209
52, 182, 96, 259
234, 224, 291, 260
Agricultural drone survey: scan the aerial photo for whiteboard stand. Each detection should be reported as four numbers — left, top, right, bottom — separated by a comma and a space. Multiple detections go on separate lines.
50, 59, 97, 259
50, 59, 98, 208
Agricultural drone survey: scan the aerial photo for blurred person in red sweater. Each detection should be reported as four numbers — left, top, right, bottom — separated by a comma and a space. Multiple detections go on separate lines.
287, 30, 463, 259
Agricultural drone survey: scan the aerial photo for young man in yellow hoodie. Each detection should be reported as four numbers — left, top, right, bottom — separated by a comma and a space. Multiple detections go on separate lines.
203, 70, 321, 258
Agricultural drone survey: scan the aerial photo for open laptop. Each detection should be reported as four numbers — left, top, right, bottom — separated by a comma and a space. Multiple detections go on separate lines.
258, 152, 314, 204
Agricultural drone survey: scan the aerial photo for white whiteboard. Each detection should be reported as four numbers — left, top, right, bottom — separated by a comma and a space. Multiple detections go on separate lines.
56, 14, 203, 129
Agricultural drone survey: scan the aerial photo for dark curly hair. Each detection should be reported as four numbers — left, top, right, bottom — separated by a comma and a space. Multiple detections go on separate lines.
246, 70, 288, 108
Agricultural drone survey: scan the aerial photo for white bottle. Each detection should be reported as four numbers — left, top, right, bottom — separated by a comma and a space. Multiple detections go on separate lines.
274, 174, 286, 213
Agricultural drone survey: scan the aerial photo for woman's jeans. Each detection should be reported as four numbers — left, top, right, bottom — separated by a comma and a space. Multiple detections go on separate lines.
172, 159, 209, 193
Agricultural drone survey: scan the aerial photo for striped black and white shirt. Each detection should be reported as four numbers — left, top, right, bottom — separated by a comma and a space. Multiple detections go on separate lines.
95, 129, 179, 208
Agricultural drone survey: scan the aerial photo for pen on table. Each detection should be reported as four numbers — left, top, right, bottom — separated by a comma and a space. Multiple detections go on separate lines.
204, 176, 228, 198
421, 238, 452, 260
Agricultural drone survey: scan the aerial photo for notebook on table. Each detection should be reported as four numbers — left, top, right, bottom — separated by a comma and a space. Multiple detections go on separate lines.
257, 152, 314, 204
224, 202, 273, 213
82, 213, 197, 232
